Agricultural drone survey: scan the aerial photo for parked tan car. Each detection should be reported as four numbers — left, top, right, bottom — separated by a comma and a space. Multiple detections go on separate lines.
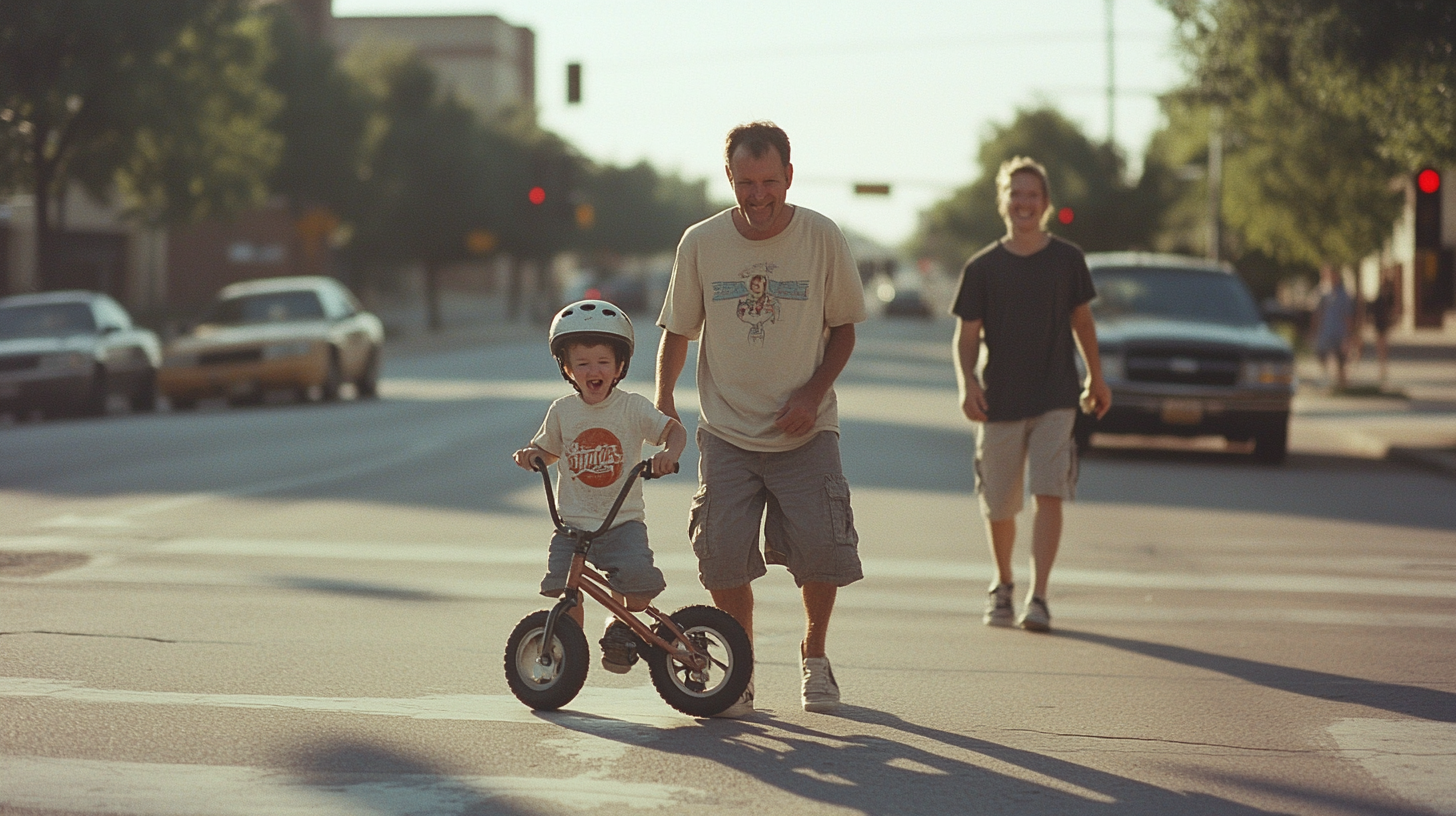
158, 277, 384, 410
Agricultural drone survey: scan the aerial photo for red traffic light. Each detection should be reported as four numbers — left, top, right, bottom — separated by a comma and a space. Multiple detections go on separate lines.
1057, 207, 1074, 225
1417, 168, 1441, 195
528, 186, 547, 205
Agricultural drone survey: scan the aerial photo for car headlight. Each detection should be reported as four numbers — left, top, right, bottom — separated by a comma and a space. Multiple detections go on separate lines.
262, 341, 314, 360
1241, 359, 1294, 386
38, 352, 91, 371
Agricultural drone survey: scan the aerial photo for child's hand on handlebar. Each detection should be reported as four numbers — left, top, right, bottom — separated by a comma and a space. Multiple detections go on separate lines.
648, 451, 680, 478
513, 445, 556, 471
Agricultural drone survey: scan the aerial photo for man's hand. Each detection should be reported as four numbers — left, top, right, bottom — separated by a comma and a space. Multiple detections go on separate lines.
960, 381, 989, 423
773, 385, 821, 436
1081, 377, 1112, 419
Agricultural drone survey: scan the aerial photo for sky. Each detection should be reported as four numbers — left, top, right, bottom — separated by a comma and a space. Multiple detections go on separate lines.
332, 1, 1190, 249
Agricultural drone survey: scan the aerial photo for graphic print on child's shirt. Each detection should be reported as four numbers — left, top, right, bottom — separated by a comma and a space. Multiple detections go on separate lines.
565, 426, 624, 488
711, 261, 809, 345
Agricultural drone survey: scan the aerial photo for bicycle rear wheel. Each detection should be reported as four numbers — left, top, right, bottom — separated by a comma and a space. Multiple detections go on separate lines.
645, 605, 752, 717
504, 610, 588, 711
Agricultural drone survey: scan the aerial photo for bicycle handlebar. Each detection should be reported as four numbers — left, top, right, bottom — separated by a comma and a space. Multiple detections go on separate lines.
530, 456, 677, 539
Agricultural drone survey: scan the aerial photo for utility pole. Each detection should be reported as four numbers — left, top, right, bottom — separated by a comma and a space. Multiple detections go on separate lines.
1105, 0, 1115, 147
1207, 106, 1224, 262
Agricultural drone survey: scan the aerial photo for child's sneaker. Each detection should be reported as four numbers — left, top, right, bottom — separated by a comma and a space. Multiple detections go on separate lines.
599, 620, 639, 674
983, 582, 1015, 627
801, 656, 840, 713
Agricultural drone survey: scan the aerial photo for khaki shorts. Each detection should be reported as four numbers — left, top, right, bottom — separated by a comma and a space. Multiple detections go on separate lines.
975, 408, 1078, 521
690, 428, 863, 591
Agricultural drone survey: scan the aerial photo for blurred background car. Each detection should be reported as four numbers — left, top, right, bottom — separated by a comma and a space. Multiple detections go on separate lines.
1077, 253, 1296, 463
158, 276, 384, 410
0, 291, 162, 420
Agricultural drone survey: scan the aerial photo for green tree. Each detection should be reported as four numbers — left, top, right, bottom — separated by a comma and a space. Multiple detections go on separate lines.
343, 47, 493, 331
581, 161, 715, 257
913, 106, 1164, 272
0, 0, 280, 289
1165, 0, 1456, 168
258, 5, 369, 243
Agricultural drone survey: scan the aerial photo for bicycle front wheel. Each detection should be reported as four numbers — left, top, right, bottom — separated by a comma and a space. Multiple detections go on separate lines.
504, 610, 588, 711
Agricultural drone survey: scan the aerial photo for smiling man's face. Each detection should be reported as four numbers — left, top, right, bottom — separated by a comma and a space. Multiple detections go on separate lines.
727, 145, 793, 238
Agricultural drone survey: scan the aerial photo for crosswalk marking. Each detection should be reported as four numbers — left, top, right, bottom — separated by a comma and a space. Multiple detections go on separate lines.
0, 755, 696, 816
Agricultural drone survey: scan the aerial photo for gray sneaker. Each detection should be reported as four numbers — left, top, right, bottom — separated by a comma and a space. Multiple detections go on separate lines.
712, 678, 755, 719
1019, 596, 1051, 632
983, 583, 1015, 627
801, 656, 841, 713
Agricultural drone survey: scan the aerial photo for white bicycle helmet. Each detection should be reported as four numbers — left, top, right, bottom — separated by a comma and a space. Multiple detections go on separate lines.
548, 299, 635, 384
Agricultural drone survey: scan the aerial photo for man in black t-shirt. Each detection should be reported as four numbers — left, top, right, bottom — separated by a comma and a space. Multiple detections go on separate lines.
950, 156, 1110, 633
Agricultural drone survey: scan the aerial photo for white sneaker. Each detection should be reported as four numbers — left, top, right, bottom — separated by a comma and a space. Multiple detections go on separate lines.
712, 678, 754, 719
801, 656, 841, 713
1018, 596, 1051, 632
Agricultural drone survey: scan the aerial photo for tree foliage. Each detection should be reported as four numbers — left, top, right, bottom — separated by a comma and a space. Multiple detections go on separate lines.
1165, 0, 1456, 168
0, 0, 279, 288
913, 107, 1165, 271
1159, 0, 1420, 274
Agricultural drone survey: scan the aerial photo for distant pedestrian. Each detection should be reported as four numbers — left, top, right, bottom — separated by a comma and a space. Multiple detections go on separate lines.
1311, 265, 1355, 392
951, 156, 1110, 633
1369, 272, 1398, 387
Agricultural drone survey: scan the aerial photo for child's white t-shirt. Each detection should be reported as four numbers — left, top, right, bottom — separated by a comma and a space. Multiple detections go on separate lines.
532, 388, 672, 530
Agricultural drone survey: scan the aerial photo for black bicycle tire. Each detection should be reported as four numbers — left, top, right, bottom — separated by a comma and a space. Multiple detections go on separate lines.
504, 610, 588, 711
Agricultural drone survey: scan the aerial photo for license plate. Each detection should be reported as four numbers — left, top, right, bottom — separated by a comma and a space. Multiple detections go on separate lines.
1161, 398, 1204, 425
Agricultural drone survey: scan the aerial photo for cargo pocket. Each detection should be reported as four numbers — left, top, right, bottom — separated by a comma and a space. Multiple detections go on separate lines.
688, 484, 712, 559
825, 475, 859, 547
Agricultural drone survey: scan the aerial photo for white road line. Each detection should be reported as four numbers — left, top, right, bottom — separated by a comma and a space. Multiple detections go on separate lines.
0, 677, 690, 729
0, 755, 697, 816
1328, 718, 1456, 816
7, 535, 1455, 601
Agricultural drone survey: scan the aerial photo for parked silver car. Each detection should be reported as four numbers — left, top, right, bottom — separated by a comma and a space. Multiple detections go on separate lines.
1077, 253, 1296, 463
0, 291, 162, 419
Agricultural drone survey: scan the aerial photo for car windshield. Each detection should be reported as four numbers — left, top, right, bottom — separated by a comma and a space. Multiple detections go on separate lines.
206, 291, 325, 325
0, 303, 97, 338
1090, 267, 1263, 327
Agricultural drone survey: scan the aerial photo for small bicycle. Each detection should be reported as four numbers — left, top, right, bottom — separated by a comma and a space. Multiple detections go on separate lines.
503, 457, 753, 717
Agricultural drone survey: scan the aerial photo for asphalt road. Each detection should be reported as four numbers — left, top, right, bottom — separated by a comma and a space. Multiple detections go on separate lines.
2, 316, 1454, 816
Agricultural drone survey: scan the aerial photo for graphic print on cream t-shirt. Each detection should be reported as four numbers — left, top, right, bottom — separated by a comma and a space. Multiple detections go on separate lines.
531, 389, 670, 529
564, 426, 624, 489
713, 261, 809, 345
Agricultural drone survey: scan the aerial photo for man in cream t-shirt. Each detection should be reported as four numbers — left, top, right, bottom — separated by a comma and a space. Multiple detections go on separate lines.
656, 121, 866, 716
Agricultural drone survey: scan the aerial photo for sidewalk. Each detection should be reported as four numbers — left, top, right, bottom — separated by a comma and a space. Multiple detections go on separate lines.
1292, 322, 1456, 476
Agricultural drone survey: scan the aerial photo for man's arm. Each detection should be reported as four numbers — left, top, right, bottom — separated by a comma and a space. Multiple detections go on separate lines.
774, 322, 855, 436
655, 330, 690, 423
1071, 303, 1111, 418
954, 318, 988, 422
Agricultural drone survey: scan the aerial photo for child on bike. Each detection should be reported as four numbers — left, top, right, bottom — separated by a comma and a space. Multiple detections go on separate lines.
513, 300, 686, 674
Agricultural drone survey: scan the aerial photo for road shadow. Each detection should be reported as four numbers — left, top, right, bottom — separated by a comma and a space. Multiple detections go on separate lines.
545, 707, 1306, 816
288, 739, 538, 815
1062, 629, 1456, 723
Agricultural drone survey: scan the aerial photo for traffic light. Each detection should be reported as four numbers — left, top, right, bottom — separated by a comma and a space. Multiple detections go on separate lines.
567, 63, 582, 104
1413, 168, 1452, 328
1415, 168, 1441, 249
1057, 207, 1075, 225
528, 186, 546, 206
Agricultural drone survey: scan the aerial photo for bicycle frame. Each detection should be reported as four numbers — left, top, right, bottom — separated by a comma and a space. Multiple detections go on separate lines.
531, 457, 716, 674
